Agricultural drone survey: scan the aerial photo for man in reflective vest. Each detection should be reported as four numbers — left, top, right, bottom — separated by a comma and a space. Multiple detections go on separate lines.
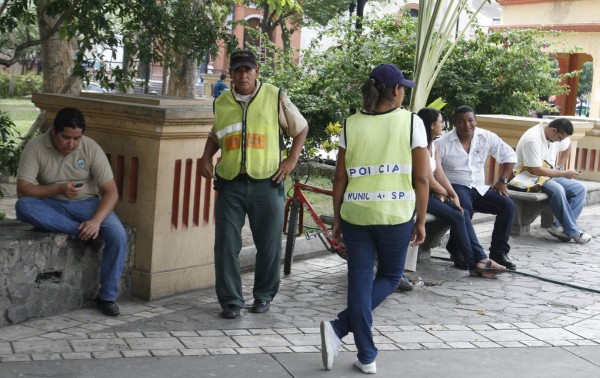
199, 49, 308, 319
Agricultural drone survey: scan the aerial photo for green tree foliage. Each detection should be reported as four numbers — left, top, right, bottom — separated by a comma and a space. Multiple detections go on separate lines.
578, 61, 593, 99
430, 27, 571, 123
1, 0, 235, 92
258, 14, 573, 150
258, 14, 417, 151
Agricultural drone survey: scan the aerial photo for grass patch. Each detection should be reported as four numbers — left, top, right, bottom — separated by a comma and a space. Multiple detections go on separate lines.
0, 98, 40, 136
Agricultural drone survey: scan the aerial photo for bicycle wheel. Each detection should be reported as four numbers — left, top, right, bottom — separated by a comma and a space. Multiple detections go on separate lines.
284, 199, 300, 275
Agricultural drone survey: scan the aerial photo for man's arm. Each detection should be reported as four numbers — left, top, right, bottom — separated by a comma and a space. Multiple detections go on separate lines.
198, 136, 220, 179
77, 179, 119, 241
17, 179, 81, 200
274, 126, 308, 184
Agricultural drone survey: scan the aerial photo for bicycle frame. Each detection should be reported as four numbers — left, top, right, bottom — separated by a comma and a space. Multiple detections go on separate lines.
283, 180, 345, 257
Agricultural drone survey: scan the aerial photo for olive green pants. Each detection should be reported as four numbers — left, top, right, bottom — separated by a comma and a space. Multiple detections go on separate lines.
214, 178, 284, 308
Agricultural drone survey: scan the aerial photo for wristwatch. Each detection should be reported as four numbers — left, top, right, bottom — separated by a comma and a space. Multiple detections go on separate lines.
498, 178, 509, 184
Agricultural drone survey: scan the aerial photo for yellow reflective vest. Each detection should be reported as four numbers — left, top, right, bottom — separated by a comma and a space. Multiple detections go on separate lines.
213, 83, 281, 180
341, 108, 415, 225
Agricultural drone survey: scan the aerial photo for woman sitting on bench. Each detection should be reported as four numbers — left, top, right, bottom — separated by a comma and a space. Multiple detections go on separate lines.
417, 107, 506, 278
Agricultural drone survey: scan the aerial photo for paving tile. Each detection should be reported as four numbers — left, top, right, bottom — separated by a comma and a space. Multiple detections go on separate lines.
122, 350, 152, 358
0, 342, 12, 354
170, 331, 198, 337
521, 328, 583, 341
467, 324, 493, 331
207, 348, 238, 355
376, 343, 400, 351
62, 352, 92, 360
126, 337, 184, 350
116, 332, 145, 338
512, 322, 540, 329
298, 327, 319, 334
489, 322, 518, 330
71, 338, 129, 352
396, 343, 425, 350
12, 340, 72, 354
92, 351, 123, 359
289, 345, 319, 353
497, 341, 527, 348
520, 340, 551, 347
233, 335, 291, 348
143, 331, 171, 338
25, 317, 83, 332
88, 333, 116, 339
447, 342, 477, 349
0, 326, 45, 341
0, 354, 31, 362
222, 329, 251, 336
385, 331, 443, 344
430, 330, 491, 342
283, 333, 320, 346
150, 349, 182, 357
546, 340, 576, 347
180, 348, 210, 356
476, 329, 537, 342
262, 346, 293, 353
197, 330, 224, 337
179, 336, 238, 349
248, 329, 277, 335
31, 353, 63, 361
421, 343, 452, 350
274, 328, 302, 335
471, 341, 503, 348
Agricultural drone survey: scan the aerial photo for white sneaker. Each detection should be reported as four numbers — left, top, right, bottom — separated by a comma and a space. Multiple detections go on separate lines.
355, 360, 377, 374
547, 225, 571, 242
574, 231, 592, 244
320, 320, 341, 370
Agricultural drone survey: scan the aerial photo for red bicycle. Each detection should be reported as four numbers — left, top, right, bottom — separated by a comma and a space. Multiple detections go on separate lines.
283, 161, 346, 275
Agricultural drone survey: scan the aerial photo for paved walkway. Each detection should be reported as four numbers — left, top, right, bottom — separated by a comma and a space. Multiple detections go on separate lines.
1, 195, 600, 376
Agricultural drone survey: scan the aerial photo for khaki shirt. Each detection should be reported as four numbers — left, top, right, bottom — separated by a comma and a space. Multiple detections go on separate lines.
17, 131, 113, 200
208, 79, 308, 144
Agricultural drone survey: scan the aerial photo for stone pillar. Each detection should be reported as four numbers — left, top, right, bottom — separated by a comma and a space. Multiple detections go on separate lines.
32, 93, 216, 300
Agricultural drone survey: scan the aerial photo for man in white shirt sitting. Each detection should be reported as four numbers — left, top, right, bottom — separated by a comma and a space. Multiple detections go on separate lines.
515, 118, 591, 244
435, 105, 517, 270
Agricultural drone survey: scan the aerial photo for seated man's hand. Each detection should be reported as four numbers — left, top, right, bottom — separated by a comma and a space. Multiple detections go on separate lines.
78, 219, 101, 241
62, 182, 82, 199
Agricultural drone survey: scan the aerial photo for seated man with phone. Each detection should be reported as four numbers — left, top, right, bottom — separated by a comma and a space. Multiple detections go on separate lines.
515, 118, 591, 244
15, 107, 127, 316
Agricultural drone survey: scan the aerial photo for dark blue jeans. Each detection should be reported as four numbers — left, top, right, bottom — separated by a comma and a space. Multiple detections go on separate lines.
15, 197, 127, 301
331, 219, 412, 364
449, 184, 514, 257
427, 195, 487, 269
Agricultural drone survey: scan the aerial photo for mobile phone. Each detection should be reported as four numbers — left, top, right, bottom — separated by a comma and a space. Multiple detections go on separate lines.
74, 183, 84, 188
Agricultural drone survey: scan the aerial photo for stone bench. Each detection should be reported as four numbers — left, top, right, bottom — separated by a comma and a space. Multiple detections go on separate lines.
0, 219, 135, 326
508, 180, 600, 236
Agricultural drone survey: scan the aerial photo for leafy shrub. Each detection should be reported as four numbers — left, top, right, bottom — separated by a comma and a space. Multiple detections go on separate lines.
0, 111, 23, 176
0, 72, 43, 98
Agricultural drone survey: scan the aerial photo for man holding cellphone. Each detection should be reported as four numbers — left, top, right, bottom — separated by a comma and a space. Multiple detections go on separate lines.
15, 107, 127, 316
515, 118, 591, 244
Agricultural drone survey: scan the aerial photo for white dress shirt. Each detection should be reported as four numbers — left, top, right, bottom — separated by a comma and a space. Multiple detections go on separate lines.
434, 128, 517, 195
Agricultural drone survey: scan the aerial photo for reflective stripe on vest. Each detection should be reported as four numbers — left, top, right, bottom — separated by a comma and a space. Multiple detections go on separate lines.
213, 83, 281, 180
341, 108, 415, 225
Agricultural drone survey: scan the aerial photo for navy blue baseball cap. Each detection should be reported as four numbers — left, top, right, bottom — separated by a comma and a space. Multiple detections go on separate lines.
369, 64, 416, 88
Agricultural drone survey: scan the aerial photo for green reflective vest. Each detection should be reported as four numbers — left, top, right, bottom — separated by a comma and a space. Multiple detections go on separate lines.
341, 108, 415, 225
214, 83, 281, 180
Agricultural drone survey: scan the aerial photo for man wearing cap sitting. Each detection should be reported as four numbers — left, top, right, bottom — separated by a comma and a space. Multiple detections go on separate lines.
199, 49, 308, 319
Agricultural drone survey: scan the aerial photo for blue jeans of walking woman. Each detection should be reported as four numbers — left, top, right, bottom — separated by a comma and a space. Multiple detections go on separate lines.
15, 197, 127, 301
330, 219, 412, 365
427, 195, 487, 269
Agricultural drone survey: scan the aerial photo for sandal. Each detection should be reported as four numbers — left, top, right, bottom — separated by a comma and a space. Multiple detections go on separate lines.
470, 259, 507, 277
470, 270, 497, 279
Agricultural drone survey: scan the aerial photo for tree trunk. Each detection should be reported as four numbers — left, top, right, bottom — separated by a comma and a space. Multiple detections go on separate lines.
167, 54, 196, 98
37, 0, 79, 94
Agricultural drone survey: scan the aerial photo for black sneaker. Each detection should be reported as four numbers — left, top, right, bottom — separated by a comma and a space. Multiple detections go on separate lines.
96, 298, 120, 317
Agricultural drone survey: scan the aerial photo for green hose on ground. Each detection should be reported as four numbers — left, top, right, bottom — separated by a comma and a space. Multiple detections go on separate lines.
430, 255, 600, 295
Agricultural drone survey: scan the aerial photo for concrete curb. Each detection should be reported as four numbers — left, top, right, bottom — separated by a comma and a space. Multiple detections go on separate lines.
240, 236, 331, 272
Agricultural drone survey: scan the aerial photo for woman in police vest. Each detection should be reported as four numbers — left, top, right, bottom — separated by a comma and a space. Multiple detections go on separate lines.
320, 64, 429, 374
